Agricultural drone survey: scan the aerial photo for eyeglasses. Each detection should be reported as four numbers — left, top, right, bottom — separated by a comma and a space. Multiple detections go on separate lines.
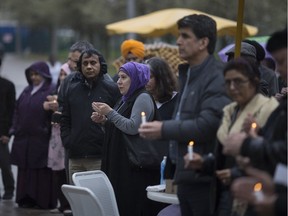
225, 78, 249, 88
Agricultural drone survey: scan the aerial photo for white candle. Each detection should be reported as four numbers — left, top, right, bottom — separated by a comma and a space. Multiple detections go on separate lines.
141, 112, 146, 124
253, 182, 264, 202
188, 141, 194, 160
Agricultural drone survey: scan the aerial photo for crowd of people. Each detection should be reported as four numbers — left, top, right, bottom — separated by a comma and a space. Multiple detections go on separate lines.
0, 12, 286, 216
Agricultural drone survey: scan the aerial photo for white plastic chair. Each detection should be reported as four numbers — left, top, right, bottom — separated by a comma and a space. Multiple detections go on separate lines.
61, 184, 104, 216
72, 170, 120, 216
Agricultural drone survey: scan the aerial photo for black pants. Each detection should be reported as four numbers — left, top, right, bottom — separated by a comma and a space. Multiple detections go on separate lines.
0, 141, 15, 196
217, 189, 233, 216
177, 183, 213, 216
52, 169, 70, 211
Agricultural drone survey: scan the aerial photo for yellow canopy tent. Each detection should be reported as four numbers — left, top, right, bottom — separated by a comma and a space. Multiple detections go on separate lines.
106, 8, 258, 38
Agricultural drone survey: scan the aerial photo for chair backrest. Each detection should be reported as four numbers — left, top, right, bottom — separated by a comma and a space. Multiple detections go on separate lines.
72, 170, 120, 216
61, 184, 104, 216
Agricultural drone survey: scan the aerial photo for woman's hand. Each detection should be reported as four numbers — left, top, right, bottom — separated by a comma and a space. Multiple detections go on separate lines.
242, 114, 259, 137
91, 112, 107, 123
43, 95, 58, 111
280, 87, 288, 95
92, 102, 112, 115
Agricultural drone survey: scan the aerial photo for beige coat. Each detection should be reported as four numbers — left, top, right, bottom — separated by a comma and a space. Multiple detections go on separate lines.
217, 93, 279, 144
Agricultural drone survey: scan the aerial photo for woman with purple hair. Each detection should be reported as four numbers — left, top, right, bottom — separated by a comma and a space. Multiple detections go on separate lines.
91, 62, 162, 216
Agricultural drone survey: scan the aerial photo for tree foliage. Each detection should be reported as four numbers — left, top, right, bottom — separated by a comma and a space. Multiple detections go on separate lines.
0, 0, 286, 55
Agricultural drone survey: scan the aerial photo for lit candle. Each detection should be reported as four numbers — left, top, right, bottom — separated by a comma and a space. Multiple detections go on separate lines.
253, 182, 264, 202
251, 122, 257, 132
141, 112, 146, 124
188, 141, 194, 160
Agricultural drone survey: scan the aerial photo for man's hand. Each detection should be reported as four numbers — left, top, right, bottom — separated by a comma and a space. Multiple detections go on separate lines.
216, 169, 231, 185
183, 152, 204, 170
222, 132, 247, 156
138, 121, 163, 140
231, 167, 277, 216
0, 135, 10, 144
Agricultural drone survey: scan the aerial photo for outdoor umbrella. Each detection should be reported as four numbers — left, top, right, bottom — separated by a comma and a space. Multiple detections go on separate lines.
106, 8, 258, 38
112, 42, 186, 75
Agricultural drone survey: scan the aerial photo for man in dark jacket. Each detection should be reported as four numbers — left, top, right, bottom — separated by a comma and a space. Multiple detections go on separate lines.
58, 41, 113, 113
0, 46, 15, 200
60, 48, 121, 183
139, 14, 230, 216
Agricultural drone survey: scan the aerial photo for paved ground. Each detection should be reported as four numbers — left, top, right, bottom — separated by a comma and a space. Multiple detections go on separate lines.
0, 200, 62, 216
0, 54, 62, 215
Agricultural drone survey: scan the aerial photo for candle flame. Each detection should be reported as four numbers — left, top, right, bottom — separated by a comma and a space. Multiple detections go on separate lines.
251, 122, 257, 129
254, 182, 262, 192
189, 141, 194, 146
141, 112, 146, 117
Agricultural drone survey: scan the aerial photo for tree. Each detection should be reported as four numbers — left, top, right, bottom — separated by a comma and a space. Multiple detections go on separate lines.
0, 0, 286, 57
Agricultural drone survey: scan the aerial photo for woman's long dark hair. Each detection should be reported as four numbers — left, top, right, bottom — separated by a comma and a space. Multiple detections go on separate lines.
146, 57, 178, 103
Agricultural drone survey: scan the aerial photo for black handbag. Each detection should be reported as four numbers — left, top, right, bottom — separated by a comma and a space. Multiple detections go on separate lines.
116, 88, 168, 169
123, 133, 168, 169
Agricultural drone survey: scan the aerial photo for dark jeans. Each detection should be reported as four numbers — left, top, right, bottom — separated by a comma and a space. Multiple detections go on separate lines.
177, 182, 213, 216
216, 189, 233, 216
0, 141, 15, 196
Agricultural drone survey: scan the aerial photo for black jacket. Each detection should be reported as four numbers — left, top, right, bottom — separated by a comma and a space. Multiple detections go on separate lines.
60, 72, 121, 158
162, 55, 230, 184
0, 77, 16, 137
241, 97, 287, 175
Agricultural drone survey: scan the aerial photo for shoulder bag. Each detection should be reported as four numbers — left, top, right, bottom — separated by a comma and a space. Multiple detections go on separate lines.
119, 89, 168, 169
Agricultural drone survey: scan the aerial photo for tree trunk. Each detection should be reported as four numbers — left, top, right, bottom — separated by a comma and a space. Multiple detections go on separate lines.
50, 24, 58, 57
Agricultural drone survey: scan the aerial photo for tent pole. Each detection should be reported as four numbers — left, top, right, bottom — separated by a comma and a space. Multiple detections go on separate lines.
235, 0, 245, 58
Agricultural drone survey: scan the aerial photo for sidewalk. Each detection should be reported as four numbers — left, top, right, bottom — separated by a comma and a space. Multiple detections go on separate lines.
0, 200, 62, 216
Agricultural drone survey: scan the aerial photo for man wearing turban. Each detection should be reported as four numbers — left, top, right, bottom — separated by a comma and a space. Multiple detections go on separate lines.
121, 39, 145, 63
113, 39, 145, 82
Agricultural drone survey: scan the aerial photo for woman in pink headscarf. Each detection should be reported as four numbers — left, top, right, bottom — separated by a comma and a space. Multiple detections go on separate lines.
43, 63, 71, 213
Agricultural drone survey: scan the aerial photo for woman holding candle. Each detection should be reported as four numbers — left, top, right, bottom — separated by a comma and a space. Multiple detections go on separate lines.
91, 62, 162, 216
145, 57, 179, 182
43, 63, 71, 214
184, 57, 279, 216
223, 30, 288, 216
10, 61, 57, 209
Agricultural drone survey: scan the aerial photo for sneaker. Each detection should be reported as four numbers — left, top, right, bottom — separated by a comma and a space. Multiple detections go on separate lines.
63, 209, 73, 216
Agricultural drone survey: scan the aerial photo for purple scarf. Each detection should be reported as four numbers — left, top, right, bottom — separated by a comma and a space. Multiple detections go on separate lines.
120, 62, 150, 102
